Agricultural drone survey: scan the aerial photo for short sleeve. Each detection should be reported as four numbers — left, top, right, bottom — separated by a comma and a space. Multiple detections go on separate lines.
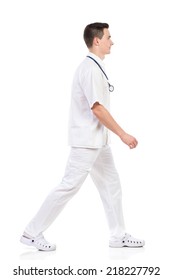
80, 65, 105, 108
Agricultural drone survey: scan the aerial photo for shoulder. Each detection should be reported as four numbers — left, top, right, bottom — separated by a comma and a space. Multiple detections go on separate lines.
77, 58, 101, 78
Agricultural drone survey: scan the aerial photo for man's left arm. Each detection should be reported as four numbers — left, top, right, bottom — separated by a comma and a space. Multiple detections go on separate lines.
92, 102, 138, 149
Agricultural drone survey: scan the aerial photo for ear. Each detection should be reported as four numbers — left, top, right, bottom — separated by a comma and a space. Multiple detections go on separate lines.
93, 37, 100, 47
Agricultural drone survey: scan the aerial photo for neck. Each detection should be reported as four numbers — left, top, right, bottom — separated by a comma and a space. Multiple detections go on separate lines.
88, 48, 105, 60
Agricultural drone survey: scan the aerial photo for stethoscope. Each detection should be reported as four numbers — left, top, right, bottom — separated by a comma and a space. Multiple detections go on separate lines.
86, 55, 114, 92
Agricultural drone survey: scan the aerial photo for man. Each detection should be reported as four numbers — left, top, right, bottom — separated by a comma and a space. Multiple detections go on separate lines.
20, 22, 145, 251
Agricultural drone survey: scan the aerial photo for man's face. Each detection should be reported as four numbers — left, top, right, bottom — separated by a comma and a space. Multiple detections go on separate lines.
98, 28, 114, 56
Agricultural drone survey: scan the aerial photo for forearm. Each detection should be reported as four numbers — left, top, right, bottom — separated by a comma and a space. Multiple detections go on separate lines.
92, 103, 125, 138
92, 103, 138, 148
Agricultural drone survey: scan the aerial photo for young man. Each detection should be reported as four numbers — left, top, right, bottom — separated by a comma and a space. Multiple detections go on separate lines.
20, 22, 145, 251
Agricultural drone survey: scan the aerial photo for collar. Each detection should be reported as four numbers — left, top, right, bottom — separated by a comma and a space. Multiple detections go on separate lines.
87, 52, 105, 68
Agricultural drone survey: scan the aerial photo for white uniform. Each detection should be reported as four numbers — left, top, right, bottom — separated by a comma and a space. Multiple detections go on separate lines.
25, 53, 125, 241
68, 52, 110, 148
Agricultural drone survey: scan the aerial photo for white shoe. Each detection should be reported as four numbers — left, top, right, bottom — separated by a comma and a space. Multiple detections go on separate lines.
20, 233, 56, 251
109, 233, 145, 248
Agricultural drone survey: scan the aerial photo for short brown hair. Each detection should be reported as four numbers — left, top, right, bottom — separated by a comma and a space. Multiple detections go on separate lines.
83, 22, 109, 48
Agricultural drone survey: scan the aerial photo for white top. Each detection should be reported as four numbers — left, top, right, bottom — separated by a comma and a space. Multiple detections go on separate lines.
68, 52, 110, 148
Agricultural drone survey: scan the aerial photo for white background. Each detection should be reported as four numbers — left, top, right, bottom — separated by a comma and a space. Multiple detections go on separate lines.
0, 0, 173, 279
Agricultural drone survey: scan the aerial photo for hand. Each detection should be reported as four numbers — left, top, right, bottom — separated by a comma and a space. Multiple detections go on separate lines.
120, 132, 138, 149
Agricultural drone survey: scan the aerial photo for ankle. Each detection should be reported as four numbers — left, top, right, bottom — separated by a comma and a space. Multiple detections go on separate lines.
23, 232, 33, 239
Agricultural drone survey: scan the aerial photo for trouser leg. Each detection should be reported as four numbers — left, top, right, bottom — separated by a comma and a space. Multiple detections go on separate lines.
90, 146, 125, 240
25, 147, 100, 237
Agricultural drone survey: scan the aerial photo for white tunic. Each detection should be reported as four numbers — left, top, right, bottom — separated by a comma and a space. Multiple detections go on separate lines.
68, 52, 110, 148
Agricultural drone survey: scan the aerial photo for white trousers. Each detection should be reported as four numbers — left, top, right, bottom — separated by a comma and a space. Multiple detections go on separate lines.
25, 146, 125, 240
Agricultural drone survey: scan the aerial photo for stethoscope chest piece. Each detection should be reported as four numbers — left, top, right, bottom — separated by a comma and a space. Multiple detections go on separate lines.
108, 83, 114, 92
